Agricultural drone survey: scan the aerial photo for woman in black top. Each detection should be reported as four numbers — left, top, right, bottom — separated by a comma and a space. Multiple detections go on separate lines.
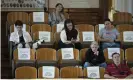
58, 19, 82, 50
84, 41, 107, 68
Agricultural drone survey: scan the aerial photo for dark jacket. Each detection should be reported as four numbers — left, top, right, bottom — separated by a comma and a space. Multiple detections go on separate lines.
85, 48, 105, 65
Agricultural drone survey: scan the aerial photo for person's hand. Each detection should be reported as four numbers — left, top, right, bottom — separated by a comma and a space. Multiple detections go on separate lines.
110, 76, 116, 79
108, 39, 114, 42
14, 41, 19, 44
125, 74, 133, 79
17, 43, 23, 48
94, 51, 99, 56
71, 39, 76, 43
65, 42, 71, 44
32, 43, 38, 49
105, 39, 114, 42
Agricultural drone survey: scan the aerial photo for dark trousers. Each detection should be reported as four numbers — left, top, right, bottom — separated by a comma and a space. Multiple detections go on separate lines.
58, 40, 82, 50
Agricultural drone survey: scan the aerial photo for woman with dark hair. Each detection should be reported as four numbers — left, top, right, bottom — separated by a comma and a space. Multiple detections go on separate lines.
10, 20, 32, 49
48, 3, 65, 26
58, 19, 82, 50
98, 18, 120, 50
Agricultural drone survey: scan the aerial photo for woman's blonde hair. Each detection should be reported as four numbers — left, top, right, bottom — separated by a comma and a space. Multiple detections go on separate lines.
90, 41, 99, 48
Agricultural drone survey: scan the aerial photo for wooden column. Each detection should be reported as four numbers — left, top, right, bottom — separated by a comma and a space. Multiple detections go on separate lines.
99, 0, 109, 20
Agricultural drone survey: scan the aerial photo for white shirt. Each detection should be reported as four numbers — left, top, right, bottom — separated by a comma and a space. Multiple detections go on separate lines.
10, 31, 32, 43
60, 30, 80, 43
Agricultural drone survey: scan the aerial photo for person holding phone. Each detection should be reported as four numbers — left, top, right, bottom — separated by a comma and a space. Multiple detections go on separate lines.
58, 19, 82, 50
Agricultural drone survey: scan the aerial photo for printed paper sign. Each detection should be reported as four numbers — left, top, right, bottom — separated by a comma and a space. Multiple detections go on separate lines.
108, 48, 120, 59
33, 12, 44, 22
14, 24, 26, 32
123, 31, 133, 42
98, 24, 105, 31
87, 66, 100, 78
39, 31, 51, 42
82, 32, 95, 41
18, 48, 30, 60
43, 66, 55, 78
61, 48, 74, 60
57, 24, 64, 32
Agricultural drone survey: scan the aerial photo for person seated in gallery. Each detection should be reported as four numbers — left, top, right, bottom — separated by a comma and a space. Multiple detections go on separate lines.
48, 3, 66, 26
9, 20, 32, 49
84, 41, 107, 68
58, 19, 82, 50
98, 19, 120, 50
104, 52, 133, 79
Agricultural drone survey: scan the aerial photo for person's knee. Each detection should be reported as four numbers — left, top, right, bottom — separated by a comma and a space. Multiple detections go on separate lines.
75, 43, 82, 50
25, 43, 30, 48
100, 62, 107, 68
84, 62, 90, 68
111, 43, 120, 48
115, 43, 120, 47
102, 44, 108, 50
17, 43, 23, 48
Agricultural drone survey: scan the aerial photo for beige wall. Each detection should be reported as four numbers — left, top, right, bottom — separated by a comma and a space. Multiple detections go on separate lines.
49, 0, 99, 8
114, 0, 133, 15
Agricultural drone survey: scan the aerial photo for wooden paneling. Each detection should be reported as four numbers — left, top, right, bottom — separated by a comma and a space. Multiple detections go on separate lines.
49, 8, 104, 25
68, 8, 104, 25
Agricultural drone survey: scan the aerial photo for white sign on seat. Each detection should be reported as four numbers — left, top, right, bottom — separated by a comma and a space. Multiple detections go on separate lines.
82, 31, 95, 41
107, 48, 120, 59
43, 66, 55, 78
98, 24, 104, 31
14, 24, 26, 32
33, 12, 44, 22
39, 31, 51, 42
57, 24, 64, 32
18, 48, 30, 60
87, 66, 100, 78
123, 31, 133, 42
61, 48, 74, 60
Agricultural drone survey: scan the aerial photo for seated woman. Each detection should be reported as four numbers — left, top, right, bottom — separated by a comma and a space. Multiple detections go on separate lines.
58, 19, 82, 50
10, 20, 32, 49
98, 19, 120, 50
48, 3, 66, 26
84, 41, 107, 68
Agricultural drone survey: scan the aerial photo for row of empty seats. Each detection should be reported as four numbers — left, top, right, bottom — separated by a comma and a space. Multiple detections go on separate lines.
15, 66, 133, 79
7, 12, 133, 26
15, 66, 104, 79
7, 12, 49, 25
